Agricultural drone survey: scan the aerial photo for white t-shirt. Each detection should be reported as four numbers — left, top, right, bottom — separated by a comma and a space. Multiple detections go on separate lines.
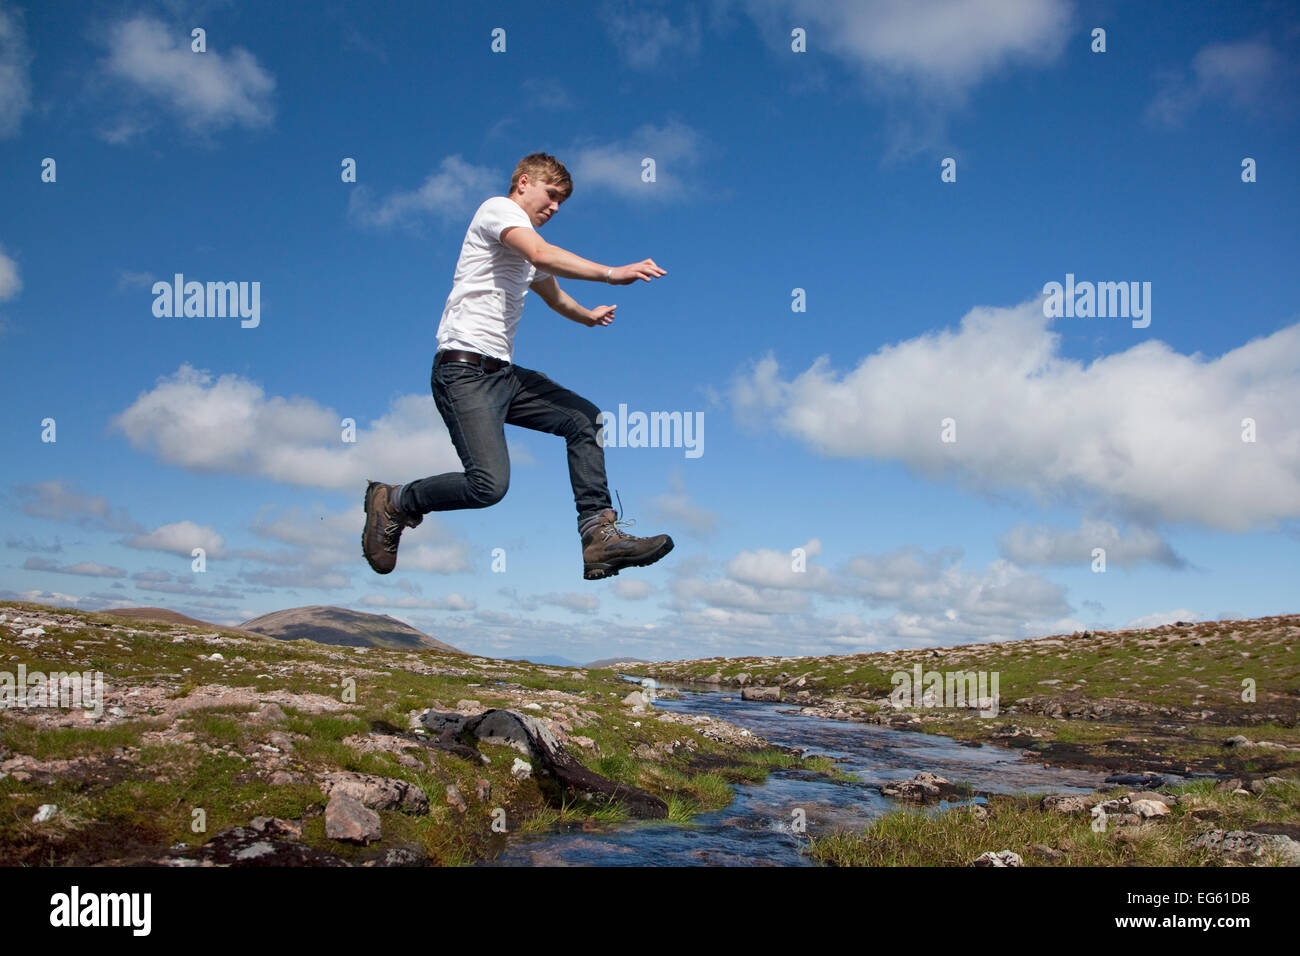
436, 196, 552, 363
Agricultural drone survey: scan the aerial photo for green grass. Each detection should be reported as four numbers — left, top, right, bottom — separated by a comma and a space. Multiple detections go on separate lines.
808, 779, 1300, 866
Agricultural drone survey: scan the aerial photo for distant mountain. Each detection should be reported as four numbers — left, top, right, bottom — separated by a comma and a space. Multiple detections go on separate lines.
585, 657, 651, 669
505, 654, 580, 668
240, 605, 464, 653
100, 607, 266, 640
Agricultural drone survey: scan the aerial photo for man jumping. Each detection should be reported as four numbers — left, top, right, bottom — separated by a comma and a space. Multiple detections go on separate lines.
362, 152, 675, 581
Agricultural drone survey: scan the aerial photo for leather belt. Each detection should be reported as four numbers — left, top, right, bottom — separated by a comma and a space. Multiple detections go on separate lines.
435, 349, 510, 372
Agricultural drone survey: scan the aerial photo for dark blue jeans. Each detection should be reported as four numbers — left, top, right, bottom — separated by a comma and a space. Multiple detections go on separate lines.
398, 356, 613, 533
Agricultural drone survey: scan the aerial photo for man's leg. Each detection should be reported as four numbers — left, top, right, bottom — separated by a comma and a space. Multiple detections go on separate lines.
502, 364, 612, 533
503, 364, 673, 579
397, 361, 514, 515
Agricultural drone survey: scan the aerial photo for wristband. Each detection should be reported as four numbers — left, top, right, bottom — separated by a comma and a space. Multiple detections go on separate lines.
605, 268, 612, 283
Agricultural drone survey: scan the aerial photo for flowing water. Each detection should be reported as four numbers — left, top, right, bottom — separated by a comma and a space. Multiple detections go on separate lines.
485, 678, 1114, 866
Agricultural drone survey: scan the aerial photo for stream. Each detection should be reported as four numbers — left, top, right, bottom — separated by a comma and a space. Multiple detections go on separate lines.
484, 678, 1114, 866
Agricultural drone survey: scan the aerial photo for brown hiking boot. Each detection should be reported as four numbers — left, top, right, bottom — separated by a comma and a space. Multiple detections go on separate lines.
362, 480, 422, 574
581, 507, 674, 580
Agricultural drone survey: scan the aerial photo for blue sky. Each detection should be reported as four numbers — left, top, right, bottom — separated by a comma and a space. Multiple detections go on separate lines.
2, 0, 1298, 664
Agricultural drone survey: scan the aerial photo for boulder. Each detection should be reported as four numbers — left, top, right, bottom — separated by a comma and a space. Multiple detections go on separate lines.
324, 793, 381, 844
419, 707, 668, 818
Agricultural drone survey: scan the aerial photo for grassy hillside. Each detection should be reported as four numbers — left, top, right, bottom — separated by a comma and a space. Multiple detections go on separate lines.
0, 600, 819, 866
629, 614, 1300, 778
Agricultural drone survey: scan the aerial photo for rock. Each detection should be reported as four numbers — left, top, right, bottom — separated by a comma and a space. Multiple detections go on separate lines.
705, 671, 723, 683
474, 777, 491, 802
1130, 799, 1171, 819
511, 757, 532, 780
250, 816, 302, 839
324, 793, 381, 844
972, 850, 1022, 867
881, 772, 953, 802
1128, 790, 1174, 805
1041, 794, 1089, 815
32, 804, 57, 823
456, 699, 482, 712
741, 686, 781, 702
622, 691, 648, 708
419, 707, 668, 818
445, 784, 467, 813
992, 724, 1039, 739
254, 703, 286, 724
161, 819, 348, 866
1224, 735, 1250, 748
1214, 777, 1243, 793
1029, 844, 1066, 862
1190, 830, 1300, 866
317, 772, 429, 812
735, 673, 750, 686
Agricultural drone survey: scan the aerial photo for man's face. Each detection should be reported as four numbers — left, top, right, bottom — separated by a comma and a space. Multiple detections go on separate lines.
516, 174, 567, 227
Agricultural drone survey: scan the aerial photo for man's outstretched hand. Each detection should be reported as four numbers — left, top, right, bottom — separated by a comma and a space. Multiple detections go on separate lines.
585, 305, 616, 327
608, 259, 666, 285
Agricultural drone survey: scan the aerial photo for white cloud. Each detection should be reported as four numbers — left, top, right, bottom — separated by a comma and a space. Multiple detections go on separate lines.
598, 0, 704, 70
670, 574, 815, 614
569, 119, 707, 200
612, 578, 654, 599
394, 542, 473, 575
23, 557, 127, 577
0, 5, 32, 138
125, 520, 227, 558
238, 568, 349, 590
0, 245, 21, 300
650, 469, 721, 539
1125, 609, 1199, 629
730, 299, 1300, 532
348, 155, 498, 229
359, 592, 475, 610
14, 480, 144, 533
110, 363, 535, 494
1147, 38, 1292, 126
538, 592, 601, 614
135, 578, 243, 600
753, 0, 1071, 95
726, 537, 833, 589
735, 0, 1071, 158
98, 15, 275, 138
244, 503, 472, 578
999, 518, 1185, 568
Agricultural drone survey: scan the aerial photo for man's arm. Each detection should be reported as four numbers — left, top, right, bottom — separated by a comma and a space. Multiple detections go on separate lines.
502, 226, 666, 285
529, 275, 603, 326
503, 226, 608, 282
